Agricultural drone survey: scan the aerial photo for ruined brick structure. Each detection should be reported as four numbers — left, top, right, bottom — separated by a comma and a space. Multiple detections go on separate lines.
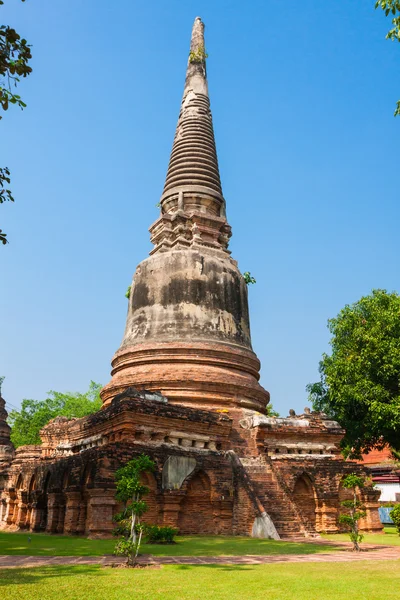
0, 18, 382, 539
0, 386, 15, 525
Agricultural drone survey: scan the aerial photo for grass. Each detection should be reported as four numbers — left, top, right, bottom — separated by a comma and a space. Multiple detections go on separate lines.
0, 531, 116, 556
323, 526, 400, 546
1, 561, 400, 600
1, 527, 398, 558
142, 536, 338, 556
0, 531, 339, 557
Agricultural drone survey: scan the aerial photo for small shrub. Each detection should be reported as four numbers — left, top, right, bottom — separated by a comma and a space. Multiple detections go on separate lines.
391, 504, 400, 535
339, 473, 366, 552
113, 454, 155, 566
144, 524, 178, 544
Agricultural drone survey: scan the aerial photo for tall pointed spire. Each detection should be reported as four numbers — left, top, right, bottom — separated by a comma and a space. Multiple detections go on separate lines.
101, 18, 270, 415
184, 16, 209, 95
150, 17, 231, 255
162, 17, 222, 201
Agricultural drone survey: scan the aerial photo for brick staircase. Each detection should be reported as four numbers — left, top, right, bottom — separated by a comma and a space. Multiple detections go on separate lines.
227, 451, 317, 538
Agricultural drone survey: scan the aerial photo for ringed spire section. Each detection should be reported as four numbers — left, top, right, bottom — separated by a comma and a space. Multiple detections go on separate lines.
162, 17, 223, 202
150, 17, 231, 255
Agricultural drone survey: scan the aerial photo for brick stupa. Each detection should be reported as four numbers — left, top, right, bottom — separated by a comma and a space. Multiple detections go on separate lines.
101, 17, 269, 415
0, 18, 382, 539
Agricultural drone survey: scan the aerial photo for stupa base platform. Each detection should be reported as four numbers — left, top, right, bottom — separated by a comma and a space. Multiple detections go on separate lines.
0, 391, 382, 538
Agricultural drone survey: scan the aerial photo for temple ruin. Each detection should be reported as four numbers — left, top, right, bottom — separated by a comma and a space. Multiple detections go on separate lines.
0, 18, 382, 538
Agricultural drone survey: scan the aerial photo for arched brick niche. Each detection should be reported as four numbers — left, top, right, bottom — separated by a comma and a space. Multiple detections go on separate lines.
178, 471, 215, 534
28, 474, 36, 493
293, 473, 317, 533
140, 471, 159, 525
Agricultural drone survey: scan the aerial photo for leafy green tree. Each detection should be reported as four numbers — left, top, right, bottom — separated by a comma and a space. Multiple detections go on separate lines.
307, 289, 400, 458
390, 504, 400, 535
113, 455, 155, 566
375, 1, 400, 116
1, 0, 32, 244
8, 381, 102, 447
339, 474, 367, 552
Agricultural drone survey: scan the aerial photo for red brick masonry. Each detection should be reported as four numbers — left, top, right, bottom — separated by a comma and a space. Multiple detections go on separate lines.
0, 391, 382, 538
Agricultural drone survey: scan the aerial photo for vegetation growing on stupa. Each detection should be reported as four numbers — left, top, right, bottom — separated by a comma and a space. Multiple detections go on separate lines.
189, 46, 208, 63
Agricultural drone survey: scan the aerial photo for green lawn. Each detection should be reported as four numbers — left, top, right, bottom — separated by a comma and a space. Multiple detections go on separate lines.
0, 531, 340, 557
1, 528, 398, 558
141, 536, 338, 556
1, 561, 399, 600
0, 531, 116, 556
323, 526, 400, 546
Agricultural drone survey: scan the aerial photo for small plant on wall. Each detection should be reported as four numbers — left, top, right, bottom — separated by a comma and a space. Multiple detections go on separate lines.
113, 454, 155, 566
339, 473, 367, 552
243, 271, 256, 285
189, 46, 208, 63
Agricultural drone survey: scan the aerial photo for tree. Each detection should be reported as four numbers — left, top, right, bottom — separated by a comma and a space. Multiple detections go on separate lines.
390, 504, 400, 535
375, 1, 400, 116
0, 0, 32, 244
113, 455, 155, 566
8, 381, 102, 447
338, 473, 367, 552
307, 289, 400, 458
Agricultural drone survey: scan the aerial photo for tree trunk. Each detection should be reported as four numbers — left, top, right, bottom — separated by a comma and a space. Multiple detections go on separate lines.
129, 493, 138, 546
135, 527, 143, 561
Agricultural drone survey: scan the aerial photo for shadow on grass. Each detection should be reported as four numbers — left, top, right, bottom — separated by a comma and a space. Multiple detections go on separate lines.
0, 563, 261, 588
0, 532, 115, 556
174, 564, 257, 571
145, 537, 344, 557
0, 565, 104, 586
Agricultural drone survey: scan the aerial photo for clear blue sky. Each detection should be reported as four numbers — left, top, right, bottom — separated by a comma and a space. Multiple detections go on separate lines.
1, 0, 398, 417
